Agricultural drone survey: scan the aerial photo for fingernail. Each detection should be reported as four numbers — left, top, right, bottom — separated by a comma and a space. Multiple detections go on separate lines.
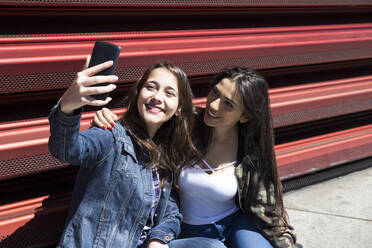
108, 127, 113, 131
102, 126, 106, 130
111, 123, 115, 127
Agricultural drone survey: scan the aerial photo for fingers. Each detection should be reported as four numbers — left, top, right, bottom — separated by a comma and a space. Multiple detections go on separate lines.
80, 75, 118, 87
92, 114, 104, 128
82, 55, 91, 70
112, 112, 119, 121
91, 108, 116, 131
102, 107, 118, 123
97, 109, 113, 130
80, 84, 117, 97
83, 60, 114, 77
92, 113, 106, 130
82, 96, 112, 107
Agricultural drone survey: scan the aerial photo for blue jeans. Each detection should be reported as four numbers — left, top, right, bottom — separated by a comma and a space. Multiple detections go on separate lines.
168, 211, 273, 248
168, 237, 226, 248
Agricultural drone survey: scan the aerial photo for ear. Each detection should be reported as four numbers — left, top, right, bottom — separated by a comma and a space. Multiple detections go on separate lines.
239, 115, 248, 123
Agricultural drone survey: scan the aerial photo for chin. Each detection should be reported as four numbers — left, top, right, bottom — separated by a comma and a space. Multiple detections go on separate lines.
146, 116, 172, 127
144, 118, 161, 126
203, 117, 218, 127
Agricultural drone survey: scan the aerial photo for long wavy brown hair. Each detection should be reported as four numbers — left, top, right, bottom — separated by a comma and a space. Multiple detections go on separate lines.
120, 62, 198, 186
192, 67, 289, 226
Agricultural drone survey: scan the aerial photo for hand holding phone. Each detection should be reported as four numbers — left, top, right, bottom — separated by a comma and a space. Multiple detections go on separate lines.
88, 41, 121, 100
60, 42, 120, 115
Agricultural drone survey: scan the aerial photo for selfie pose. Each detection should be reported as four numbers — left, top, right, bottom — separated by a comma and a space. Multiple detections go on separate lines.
95, 67, 297, 248
48, 58, 223, 248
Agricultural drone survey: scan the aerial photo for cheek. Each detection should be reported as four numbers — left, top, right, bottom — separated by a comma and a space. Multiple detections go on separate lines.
137, 91, 146, 112
227, 111, 244, 123
167, 98, 180, 114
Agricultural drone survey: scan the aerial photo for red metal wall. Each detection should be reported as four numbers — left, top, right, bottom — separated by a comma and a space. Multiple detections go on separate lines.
0, 1, 372, 246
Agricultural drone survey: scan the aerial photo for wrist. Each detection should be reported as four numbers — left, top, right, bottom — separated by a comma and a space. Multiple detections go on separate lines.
59, 100, 82, 116
60, 107, 74, 115
147, 239, 167, 248
60, 97, 77, 115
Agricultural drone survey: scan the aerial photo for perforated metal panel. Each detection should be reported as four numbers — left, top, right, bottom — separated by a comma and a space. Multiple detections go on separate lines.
0, 154, 67, 181
0, 72, 76, 93
2, 46, 372, 94
2, 0, 372, 7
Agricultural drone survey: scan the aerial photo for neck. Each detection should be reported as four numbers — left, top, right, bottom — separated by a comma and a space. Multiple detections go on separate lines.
212, 124, 239, 143
147, 124, 161, 139
148, 131, 155, 139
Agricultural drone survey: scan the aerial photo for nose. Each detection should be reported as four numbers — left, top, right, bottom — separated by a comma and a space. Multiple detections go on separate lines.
209, 97, 220, 112
151, 90, 163, 103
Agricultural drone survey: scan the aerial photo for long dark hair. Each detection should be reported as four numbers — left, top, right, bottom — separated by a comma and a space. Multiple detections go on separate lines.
193, 67, 288, 224
121, 62, 198, 186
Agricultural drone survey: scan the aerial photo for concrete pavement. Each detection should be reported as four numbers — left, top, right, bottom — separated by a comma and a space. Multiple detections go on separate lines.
284, 166, 372, 248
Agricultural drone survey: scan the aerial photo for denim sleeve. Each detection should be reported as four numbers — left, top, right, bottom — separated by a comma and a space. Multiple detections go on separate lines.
146, 189, 182, 244
48, 102, 114, 167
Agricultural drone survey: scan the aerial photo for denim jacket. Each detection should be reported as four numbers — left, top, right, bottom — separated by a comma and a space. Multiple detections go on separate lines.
48, 103, 182, 248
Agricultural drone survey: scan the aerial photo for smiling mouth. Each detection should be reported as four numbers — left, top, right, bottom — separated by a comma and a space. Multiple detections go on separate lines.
146, 103, 164, 113
207, 109, 220, 119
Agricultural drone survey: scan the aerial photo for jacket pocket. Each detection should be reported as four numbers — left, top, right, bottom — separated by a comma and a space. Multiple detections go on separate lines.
95, 155, 140, 246
115, 151, 139, 178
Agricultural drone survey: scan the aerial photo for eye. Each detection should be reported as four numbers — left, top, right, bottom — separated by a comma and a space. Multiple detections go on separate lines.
224, 100, 234, 108
144, 82, 156, 90
166, 90, 176, 97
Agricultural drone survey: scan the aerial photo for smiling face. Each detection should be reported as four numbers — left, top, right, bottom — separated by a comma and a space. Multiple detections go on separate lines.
204, 78, 247, 129
137, 67, 180, 138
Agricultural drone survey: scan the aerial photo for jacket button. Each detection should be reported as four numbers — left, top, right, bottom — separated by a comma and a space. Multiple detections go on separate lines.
164, 235, 171, 241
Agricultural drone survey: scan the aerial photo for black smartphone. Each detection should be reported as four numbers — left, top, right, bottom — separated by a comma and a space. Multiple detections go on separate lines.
88, 41, 121, 100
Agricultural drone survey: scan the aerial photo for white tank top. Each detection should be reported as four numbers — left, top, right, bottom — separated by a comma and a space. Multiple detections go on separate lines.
178, 159, 239, 225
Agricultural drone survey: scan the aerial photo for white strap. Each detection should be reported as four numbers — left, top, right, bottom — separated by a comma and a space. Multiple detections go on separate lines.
201, 158, 214, 171
201, 158, 237, 173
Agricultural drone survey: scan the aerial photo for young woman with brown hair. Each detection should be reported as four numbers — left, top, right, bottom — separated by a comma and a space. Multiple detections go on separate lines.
93, 67, 297, 248
48, 59, 223, 248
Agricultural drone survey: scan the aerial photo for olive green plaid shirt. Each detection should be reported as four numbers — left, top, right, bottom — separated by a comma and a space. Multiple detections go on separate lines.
235, 155, 296, 248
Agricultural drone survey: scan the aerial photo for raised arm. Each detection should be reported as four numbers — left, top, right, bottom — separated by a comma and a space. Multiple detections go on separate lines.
48, 103, 116, 167
48, 57, 119, 167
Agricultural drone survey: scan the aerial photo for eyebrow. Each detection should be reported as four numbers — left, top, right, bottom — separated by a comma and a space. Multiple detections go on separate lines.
146, 80, 158, 85
213, 86, 237, 106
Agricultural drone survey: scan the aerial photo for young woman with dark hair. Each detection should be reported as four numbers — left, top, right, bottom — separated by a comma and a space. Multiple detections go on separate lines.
48, 59, 222, 248
93, 67, 297, 248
